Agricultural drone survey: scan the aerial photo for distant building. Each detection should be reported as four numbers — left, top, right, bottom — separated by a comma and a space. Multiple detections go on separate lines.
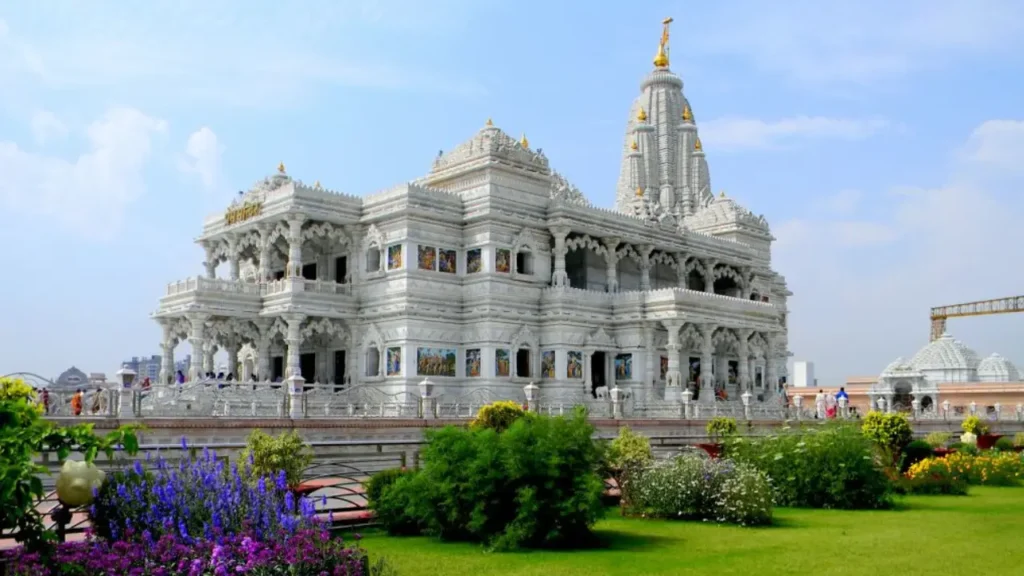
792, 361, 815, 388
122, 354, 192, 382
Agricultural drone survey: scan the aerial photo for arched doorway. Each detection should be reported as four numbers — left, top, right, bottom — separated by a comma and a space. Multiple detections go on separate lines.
892, 381, 913, 412
920, 396, 934, 413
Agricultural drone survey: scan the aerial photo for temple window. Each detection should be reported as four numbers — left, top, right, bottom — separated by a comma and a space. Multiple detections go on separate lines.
713, 275, 741, 297
685, 269, 703, 291
516, 250, 534, 275
273, 270, 286, 280
301, 263, 317, 280
365, 347, 381, 377
750, 292, 760, 301
334, 256, 348, 283
365, 247, 381, 272
565, 249, 587, 288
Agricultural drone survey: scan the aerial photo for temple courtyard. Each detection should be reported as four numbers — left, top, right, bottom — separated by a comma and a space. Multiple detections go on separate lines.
357, 487, 1022, 575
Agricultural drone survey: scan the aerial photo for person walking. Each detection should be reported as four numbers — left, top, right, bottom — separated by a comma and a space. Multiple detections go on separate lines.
71, 389, 84, 416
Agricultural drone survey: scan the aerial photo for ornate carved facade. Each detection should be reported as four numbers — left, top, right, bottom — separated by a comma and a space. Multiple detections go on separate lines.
152, 21, 792, 413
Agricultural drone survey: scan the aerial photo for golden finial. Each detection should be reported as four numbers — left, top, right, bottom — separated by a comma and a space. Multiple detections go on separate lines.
630, 139, 638, 151
637, 106, 648, 122
682, 104, 693, 122
635, 186, 644, 197
719, 190, 726, 198
277, 162, 286, 174
314, 180, 322, 189
654, 17, 673, 68
486, 118, 493, 126
520, 133, 529, 148
694, 137, 703, 151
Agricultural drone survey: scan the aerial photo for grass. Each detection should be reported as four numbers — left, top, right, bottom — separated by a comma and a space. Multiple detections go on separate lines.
355, 487, 1024, 575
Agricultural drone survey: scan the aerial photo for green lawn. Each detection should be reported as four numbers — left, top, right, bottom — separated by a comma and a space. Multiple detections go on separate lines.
355, 487, 1024, 575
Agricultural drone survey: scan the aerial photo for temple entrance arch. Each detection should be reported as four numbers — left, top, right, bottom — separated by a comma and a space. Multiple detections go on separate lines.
920, 395, 934, 412
591, 351, 607, 397
892, 381, 913, 412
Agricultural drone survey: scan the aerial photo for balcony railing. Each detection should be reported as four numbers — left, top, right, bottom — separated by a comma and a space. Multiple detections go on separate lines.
164, 277, 349, 297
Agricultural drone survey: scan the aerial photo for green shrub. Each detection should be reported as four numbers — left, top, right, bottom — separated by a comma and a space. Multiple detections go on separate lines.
901, 440, 934, 472
239, 429, 313, 489
375, 409, 605, 549
861, 412, 913, 456
605, 427, 653, 510
470, 400, 526, 433
630, 455, 773, 526
993, 436, 1015, 452
1014, 432, 1024, 448
961, 415, 989, 435
725, 424, 892, 509
706, 417, 738, 440
924, 432, 951, 448
366, 468, 414, 507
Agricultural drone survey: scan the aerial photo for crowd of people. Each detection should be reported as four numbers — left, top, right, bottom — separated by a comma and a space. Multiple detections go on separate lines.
813, 387, 851, 419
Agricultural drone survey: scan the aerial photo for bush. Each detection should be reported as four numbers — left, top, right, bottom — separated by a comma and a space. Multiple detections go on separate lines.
630, 455, 773, 526
953, 452, 1024, 486
725, 424, 892, 509
901, 440, 934, 472
861, 411, 913, 457
993, 436, 1015, 452
470, 400, 525, 433
375, 409, 605, 549
904, 457, 970, 495
961, 415, 989, 435
605, 427, 653, 510
1015, 432, 1024, 448
239, 429, 313, 489
90, 442, 317, 542
706, 417, 738, 440
924, 432, 951, 448
366, 468, 413, 507
4, 528, 368, 576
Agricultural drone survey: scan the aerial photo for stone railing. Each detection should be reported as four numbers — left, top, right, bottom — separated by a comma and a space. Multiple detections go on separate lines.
165, 277, 261, 296
261, 278, 352, 296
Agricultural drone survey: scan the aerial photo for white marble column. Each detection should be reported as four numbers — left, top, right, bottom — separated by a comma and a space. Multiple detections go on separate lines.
663, 321, 683, 400
583, 351, 593, 395
703, 258, 716, 293
638, 245, 653, 291
203, 242, 217, 279
284, 314, 306, 378
257, 224, 272, 281
286, 215, 306, 278
187, 314, 208, 381
699, 323, 716, 402
159, 320, 175, 385
549, 226, 570, 287
603, 237, 620, 292
227, 236, 240, 281
674, 252, 688, 289
765, 334, 778, 393
737, 330, 751, 391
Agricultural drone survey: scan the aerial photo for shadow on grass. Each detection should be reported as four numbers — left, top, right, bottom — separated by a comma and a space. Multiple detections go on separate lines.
588, 529, 678, 552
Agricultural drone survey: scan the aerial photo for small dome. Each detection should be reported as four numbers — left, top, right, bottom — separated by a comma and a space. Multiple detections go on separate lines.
879, 357, 918, 378
909, 333, 981, 372
685, 193, 771, 234
977, 353, 1020, 382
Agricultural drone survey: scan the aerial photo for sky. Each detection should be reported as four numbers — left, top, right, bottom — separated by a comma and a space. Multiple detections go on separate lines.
2, 0, 1024, 384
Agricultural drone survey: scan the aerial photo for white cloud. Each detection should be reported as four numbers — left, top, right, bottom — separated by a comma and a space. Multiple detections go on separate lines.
777, 118, 1024, 384
30, 110, 67, 145
179, 127, 222, 190
0, 108, 167, 239
701, 116, 887, 151
693, 0, 1024, 85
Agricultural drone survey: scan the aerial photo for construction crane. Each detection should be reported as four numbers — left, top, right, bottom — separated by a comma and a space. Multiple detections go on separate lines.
930, 296, 1024, 341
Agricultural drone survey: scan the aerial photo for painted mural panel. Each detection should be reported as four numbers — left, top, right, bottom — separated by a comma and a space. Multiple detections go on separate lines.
567, 351, 583, 379
660, 356, 668, 380
614, 354, 633, 380
386, 347, 402, 376
495, 248, 511, 273
466, 248, 482, 273
387, 244, 403, 270
465, 349, 481, 377
418, 245, 437, 271
541, 350, 555, 378
495, 349, 510, 377
439, 249, 457, 273
416, 347, 457, 377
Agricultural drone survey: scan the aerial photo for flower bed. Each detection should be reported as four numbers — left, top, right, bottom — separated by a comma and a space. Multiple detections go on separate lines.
629, 454, 773, 526
905, 451, 1024, 493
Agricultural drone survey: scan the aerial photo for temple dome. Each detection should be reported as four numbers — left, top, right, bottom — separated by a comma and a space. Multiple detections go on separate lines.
879, 357, 919, 379
977, 353, 1020, 382
685, 192, 771, 235
908, 333, 980, 383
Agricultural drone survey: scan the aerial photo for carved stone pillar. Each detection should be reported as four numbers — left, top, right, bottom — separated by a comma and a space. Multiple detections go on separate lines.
226, 344, 239, 378
256, 224, 272, 280
227, 236, 240, 281
583, 351, 593, 396
737, 329, 751, 391
765, 333, 778, 393
739, 267, 752, 299
549, 226, 571, 287
253, 319, 271, 381
663, 321, 683, 388
643, 323, 656, 387
284, 314, 306, 378
603, 237, 620, 292
204, 346, 216, 375
638, 244, 653, 291
699, 323, 716, 402
187, 314, 208, 381
159, 320, 174, 385
703, 258, 716, 293
202, 242, 216, 279
675, 252, 688, 289
286, 215, 306, 278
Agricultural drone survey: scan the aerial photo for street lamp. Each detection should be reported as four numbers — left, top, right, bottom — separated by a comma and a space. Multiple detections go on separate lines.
53, 460, 105, 542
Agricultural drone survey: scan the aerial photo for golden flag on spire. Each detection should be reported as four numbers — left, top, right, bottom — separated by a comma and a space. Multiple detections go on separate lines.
661, 17, 673, 47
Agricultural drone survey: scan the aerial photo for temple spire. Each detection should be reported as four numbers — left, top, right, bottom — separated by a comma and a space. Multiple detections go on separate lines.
653, 17, 672, 68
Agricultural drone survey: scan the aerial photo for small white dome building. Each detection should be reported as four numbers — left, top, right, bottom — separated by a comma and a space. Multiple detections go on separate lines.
870, 333, 1021, 413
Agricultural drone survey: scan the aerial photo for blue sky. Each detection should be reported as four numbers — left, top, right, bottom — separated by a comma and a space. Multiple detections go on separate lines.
2, 0, 1024, 384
